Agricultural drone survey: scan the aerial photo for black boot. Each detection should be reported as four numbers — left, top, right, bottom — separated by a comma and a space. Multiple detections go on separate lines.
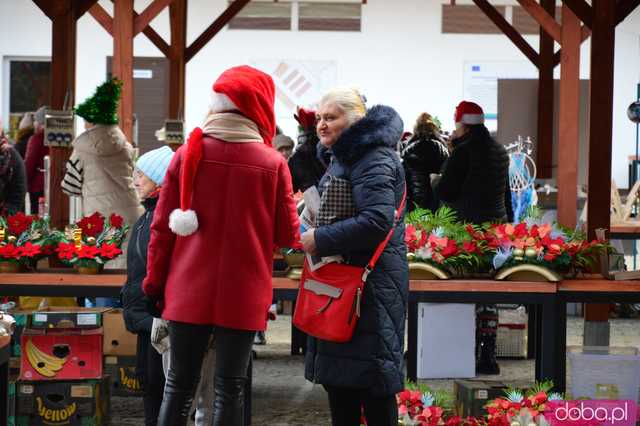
476, 304, 500, 375
213, 375, 246, 426
476, 334, 500, 375
156, 383, 194, 426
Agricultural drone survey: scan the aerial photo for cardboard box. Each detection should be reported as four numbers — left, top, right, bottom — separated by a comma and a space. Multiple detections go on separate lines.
102, 309, 137, 356
15, 377, 110, 426
28, 307, 111, 330
103, 355, 143, 397
20, 328, 103, 381
454, 380, 532, 418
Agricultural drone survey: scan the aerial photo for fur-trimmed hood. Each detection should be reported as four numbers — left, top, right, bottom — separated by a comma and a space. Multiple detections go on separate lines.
331, 105, 403, 165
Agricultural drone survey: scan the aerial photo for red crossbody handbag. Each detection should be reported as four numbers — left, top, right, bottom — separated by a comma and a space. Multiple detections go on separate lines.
292, 189, 406, 343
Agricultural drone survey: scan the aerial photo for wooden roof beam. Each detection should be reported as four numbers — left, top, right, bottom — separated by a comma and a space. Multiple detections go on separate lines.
562, 0, 592, 29
75, 0, 100, 19
185, 0, 251, 62
133, 8, 173, 59
134, 0, 175, 35
517, 0, 562, 43
88, 3, 114, 35
472, 0, 540, 68
617, 0, 640, 25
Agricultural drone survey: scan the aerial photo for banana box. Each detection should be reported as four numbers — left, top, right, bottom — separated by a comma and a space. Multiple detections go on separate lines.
15, 377, 110, 426
20, 328, 103, 381
103, 355, 143, 396
102, 309, 137, 356
28, 307, 111, 330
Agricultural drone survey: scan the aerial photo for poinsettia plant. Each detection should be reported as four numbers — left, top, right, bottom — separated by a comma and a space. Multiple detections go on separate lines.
56, 212, 128, 268
485, 381, 565, 426
0, 212, 62, 268
405, 207, 490, 274
478, 219, 609, 275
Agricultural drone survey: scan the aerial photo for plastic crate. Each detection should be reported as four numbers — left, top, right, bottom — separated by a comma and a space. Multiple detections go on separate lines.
496, 324, 527, 359
568, 346, 640, 401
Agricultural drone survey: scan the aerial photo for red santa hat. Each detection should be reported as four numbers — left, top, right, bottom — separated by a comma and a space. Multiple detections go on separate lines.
168, 66, 277, 236
454, 101, 485, 126
209, 65, 276, 146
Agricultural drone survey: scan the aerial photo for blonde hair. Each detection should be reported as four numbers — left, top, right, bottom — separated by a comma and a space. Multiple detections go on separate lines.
413, 113, 440, 139
319, 88, 367, 125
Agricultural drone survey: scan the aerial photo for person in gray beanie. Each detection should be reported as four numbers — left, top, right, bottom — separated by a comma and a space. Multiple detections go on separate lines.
273, 134, 294, 160
24, 106, 48, 213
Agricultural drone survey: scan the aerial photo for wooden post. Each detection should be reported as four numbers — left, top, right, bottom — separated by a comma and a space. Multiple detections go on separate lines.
169, 0, 187, 119
586, 0, 616, 240
49, 0, 77, 230
113, 0, 134, 143
584, 0, 617, 332
556, 4, 581, 229
536, 0, 555, 179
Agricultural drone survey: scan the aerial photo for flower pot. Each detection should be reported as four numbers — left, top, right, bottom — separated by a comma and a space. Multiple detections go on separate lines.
408, 262, 450, 280
283, 251, 305, 280
76, 264, 102, 275
0, 261, 23, 273
494, 264, 561, 282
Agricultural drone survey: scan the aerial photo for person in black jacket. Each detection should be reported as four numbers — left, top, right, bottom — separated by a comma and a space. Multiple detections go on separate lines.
300, 89, 407, 426
288, 106, 328, 193
0, 132, 26, 215
434, 101, 513, 376
434, 101, 512, 224
401, 112, 449, 212
122, 146, 174, 426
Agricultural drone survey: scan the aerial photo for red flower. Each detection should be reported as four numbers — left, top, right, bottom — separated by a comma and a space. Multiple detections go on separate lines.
0, 243, 21, 259
99, 243, 122, 259
41, 245, 56, 256
514, 223, 529, 238
78, 245, 100, 259
530, 225, 540, 238
109, 213, 124, 229
442, 239, 459, 257
463, 241, 478, 254
7, 212, 33, 235
19, 242, 41, 258
446, 416, 463, 426
56, 242, 78, 261
77, 212, 105, 238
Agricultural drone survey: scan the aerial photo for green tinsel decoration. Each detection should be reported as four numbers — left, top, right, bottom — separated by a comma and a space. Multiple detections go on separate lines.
74, 78, 122, 125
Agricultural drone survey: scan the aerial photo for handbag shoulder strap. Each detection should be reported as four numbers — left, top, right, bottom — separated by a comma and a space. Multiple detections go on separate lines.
362, 184, 407, 281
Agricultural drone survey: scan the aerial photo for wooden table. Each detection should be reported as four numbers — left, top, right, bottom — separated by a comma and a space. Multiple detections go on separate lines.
2, 272, 639, 392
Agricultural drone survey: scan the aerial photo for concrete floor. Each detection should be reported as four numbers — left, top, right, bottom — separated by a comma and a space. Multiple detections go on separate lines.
111, 316, 640, 425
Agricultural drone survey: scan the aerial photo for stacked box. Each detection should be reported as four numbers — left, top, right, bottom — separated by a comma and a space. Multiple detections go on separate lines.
454, 380, 532, 418
15, 377, 110, 426
20, 328, 103, 381
103, 355, 143, 397
102, 309, 137, 356
28, 307, 111, 330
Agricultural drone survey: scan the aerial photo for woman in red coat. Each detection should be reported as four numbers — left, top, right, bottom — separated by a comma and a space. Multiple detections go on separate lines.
143, 66, 300, 426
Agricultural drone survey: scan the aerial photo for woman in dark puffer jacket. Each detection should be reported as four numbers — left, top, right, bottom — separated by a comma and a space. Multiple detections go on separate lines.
300, 88, 408, 426
401, 112, 449, 212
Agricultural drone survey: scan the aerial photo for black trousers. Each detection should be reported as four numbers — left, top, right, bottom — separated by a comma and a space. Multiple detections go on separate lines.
157, 321, 254, 426
136, 332, 166, 426
324, 385, 398, 426
29, 191, 43, 215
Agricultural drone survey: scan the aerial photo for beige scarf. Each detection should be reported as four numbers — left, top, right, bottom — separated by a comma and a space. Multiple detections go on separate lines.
201, 112, 263, 144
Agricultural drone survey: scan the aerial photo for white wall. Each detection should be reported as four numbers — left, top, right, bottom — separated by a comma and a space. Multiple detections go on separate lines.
1, 0, 639, 186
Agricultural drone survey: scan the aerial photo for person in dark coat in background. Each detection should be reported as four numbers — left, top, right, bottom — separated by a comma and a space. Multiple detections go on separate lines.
288, 106, 328, 193
300, 88, 408, 426
122, 146, 174, 426
15, 112, 34, 159
401, 112, 449, 212
434, 101, 513, 376
24, 106, 49, 214
434, 101, 512, 224
0, 128, 26, 215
